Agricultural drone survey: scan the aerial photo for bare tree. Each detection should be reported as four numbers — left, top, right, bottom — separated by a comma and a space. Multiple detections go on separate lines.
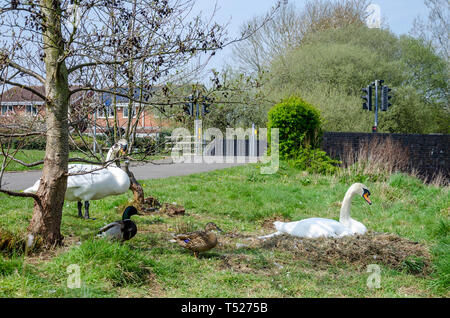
231, 2, 303, 76
68, 1, 282, 208
232, 0, 369, 75
410, 0, 449, 61
0, 0, 240, 246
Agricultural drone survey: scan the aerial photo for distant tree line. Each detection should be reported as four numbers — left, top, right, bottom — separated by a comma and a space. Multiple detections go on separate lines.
225, 0, 449, 134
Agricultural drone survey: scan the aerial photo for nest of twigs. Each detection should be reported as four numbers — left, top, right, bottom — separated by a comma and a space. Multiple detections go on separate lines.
139, 196, 185, 217
143, 196, 161, 208
159, 203, 185, 216
138, 196, 161, 213
255, 231, 432, 275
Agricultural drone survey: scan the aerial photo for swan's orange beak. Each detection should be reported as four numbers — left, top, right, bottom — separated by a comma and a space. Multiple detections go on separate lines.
120, 145, 127, 156
363, 192, 372, 205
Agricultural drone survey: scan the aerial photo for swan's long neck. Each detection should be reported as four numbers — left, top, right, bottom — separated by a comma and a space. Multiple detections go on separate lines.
105, 147, 116, 162
339, 187, 356, 225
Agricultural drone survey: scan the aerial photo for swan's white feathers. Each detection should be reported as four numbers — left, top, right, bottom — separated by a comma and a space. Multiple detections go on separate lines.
274, 218, 354, 239
259, 183, 370, 239
24, 163, 130, 202
64, 164, 130, 202
344, 219, 367, 235
24, 140, 130, 204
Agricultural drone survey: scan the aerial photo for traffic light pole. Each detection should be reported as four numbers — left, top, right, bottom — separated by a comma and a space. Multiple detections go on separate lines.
373, 80, 379, 133
195, 101, 199, 120
193, 99, 202, 160
184, 93, 212, 158
362, 79, 391, 133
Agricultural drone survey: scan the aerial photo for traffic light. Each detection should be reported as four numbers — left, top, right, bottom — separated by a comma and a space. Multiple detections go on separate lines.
201, 103, 210, 116
201, 95, 212, 116
381, 85, 392, 111
201, 97, 210, 116
362, 85, 372, 111
183, 102, 193, 116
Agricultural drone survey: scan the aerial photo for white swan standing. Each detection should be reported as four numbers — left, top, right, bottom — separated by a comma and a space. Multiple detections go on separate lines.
24, 139, 130, 219
258, 183, 372, 239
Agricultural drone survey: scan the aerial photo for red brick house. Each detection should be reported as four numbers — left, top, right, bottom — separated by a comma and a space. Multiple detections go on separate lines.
0, 86, 169, 136
0, 86, 45, 118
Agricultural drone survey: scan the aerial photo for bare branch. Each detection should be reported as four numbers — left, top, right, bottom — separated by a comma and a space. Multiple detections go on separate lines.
0, 187, 41, 203
0, 131, 45, 137
0, 77, 47, 101
5, 59, 45, 83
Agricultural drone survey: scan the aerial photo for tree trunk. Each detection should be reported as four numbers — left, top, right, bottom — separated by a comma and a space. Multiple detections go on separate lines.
28, 0, 69, 246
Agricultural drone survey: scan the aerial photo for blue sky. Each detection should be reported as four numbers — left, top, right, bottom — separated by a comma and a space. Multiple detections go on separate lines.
192, 0, 430, 71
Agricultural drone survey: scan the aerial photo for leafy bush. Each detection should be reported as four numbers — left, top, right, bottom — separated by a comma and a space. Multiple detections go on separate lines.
290, 147, 341, 175
267, 96, 339, 175
7, 135, 108, 152
70, 135, 108, 152
7, 136, 47, 150
268, 96, 322, 159
131, 131, 172, 155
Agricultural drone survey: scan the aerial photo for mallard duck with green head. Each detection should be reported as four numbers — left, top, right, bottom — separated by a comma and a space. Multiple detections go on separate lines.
97, 206, 138, 241
171, 222, 223, 258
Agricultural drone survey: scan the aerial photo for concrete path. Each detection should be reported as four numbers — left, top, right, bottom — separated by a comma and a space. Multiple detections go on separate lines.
0, 157, 251, 191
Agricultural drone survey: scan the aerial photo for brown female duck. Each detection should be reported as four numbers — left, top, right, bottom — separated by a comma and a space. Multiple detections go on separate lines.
171, 222, 223, 258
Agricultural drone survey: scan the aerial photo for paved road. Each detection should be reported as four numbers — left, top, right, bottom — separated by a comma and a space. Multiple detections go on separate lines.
0, 157, 250, 191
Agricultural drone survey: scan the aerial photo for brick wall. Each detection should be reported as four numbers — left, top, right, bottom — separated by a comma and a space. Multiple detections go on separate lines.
321, 132, 450, 180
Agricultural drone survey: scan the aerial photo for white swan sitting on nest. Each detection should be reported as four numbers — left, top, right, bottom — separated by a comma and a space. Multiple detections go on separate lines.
258, 183, 372, 239
24, 139, 130, 219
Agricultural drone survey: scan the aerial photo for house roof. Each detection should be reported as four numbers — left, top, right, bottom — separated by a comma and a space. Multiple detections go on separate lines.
0, 86, 93, 106
0, 86, 45, 103
0, 84, 194, 107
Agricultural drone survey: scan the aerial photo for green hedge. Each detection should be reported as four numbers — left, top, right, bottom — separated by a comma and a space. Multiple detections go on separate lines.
291, 147, 341, 175
268, 96, 322, 159
7, 134, 170, 156
267, 96, 340, 174
7, 135, 107, 151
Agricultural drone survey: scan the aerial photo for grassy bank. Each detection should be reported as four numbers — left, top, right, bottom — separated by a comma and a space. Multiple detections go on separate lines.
0, 150, 89, 172
0, 163, 448, 297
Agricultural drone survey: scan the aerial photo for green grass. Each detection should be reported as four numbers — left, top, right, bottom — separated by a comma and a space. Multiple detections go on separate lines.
0, 162, 448, 297
0, 150, 88, 172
